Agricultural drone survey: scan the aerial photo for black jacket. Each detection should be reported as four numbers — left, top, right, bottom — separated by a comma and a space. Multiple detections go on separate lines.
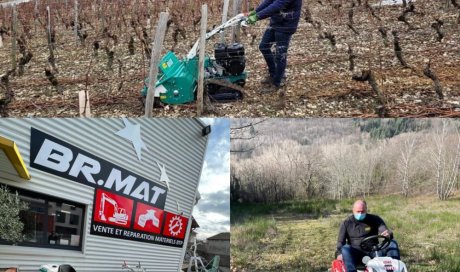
255, 0, 303, 34
336, 214, 392, 256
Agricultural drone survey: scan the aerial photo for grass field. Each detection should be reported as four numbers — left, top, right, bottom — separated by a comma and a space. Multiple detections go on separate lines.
231, 195, 460, 272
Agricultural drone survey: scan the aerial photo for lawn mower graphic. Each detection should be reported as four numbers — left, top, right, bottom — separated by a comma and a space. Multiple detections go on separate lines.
141, 13, 249, 106
331, 235, 408, 272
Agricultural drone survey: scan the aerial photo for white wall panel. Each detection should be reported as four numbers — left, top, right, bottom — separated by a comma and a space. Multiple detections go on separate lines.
0, 118, 209, 272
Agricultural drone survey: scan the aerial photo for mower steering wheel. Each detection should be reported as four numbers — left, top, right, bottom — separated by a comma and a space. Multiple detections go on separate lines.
360, 235, 391, 252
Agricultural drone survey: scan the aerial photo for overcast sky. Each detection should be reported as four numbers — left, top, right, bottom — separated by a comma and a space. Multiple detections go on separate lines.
194, 118, 230, 240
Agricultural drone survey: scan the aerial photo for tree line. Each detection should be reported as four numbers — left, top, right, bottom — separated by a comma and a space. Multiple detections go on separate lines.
231, 119, 460, 203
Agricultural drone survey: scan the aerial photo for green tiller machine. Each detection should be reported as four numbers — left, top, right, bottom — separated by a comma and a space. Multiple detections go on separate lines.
141, 14, 248, 105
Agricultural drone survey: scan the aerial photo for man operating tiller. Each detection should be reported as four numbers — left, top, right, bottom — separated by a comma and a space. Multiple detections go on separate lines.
246, 0, 303, 93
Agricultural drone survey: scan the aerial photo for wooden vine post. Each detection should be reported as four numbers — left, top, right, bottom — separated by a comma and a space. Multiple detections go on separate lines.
232, 0, 242, 43
220, 0, 230, 43
74, 0, 79, 45
78, 91, 92, 117
100, 0, 105, 33
34, 0, 39, 33
11, 4, 17, 72
196, 4, 207, 116
144, 12, 169, 117
46, 6, 56, 72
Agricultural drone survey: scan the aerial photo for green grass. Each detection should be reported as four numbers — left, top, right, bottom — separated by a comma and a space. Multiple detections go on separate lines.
430, 243, 460, 272
231, 195, 460, 271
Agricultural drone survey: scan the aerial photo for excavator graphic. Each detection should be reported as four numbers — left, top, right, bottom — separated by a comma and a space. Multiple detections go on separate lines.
99, 193, 129, 225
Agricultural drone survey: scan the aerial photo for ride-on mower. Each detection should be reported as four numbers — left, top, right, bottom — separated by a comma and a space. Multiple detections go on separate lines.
331, 235, 408, 272
141, 14, 249, 106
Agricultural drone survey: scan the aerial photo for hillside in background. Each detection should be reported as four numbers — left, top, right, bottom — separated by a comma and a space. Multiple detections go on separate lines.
231, 118, 460, 203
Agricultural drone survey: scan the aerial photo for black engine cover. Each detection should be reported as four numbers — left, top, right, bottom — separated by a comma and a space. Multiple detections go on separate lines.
214, 43, 246, 76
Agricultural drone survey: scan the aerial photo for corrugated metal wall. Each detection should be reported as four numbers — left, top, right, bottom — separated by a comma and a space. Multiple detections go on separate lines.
0, 149, 20, 180
0, 118, 209, 272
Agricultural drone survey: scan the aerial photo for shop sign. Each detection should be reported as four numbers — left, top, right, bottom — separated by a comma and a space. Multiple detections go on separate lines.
91, 188, 188, 247
30, 128, 167, 208
30, 128, 188, 247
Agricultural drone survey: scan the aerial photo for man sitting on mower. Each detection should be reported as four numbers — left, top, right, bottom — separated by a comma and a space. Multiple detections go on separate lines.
336, 200, 401, 272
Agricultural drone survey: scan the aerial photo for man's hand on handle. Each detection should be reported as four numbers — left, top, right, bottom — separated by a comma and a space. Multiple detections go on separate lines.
246, 10, 258, 25
244, 10, 256, 17
380, 230, 390, 237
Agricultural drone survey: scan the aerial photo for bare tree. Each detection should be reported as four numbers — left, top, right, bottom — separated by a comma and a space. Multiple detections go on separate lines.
287, 145, 326, 199
398, 136, 417, 197
431, 120, 460, 200
231, 119, 459, 204
230, 119, 266, 153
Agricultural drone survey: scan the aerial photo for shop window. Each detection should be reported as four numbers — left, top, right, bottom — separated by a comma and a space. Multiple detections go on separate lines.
69, 214, 79, 225
56, 211, 66, 223
0, 187, 85, 251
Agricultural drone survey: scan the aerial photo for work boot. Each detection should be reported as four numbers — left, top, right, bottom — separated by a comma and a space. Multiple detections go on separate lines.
279, 76, 287, 87
260, 75, 273, 85
279, 80, 286, 88
260, 83, 281, 93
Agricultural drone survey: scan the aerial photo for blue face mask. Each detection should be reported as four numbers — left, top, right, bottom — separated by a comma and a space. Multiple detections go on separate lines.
354, 213, 366, 221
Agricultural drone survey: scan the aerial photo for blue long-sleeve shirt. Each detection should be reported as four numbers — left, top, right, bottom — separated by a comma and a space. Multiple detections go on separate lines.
255, 0, 303, 34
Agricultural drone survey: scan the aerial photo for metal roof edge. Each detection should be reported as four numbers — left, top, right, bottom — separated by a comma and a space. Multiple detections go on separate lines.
0, 135, 31, 180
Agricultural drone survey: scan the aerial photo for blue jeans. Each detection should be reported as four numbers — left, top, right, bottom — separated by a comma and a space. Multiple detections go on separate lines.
342, 240, 400, 272
259, 28, 293, 87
